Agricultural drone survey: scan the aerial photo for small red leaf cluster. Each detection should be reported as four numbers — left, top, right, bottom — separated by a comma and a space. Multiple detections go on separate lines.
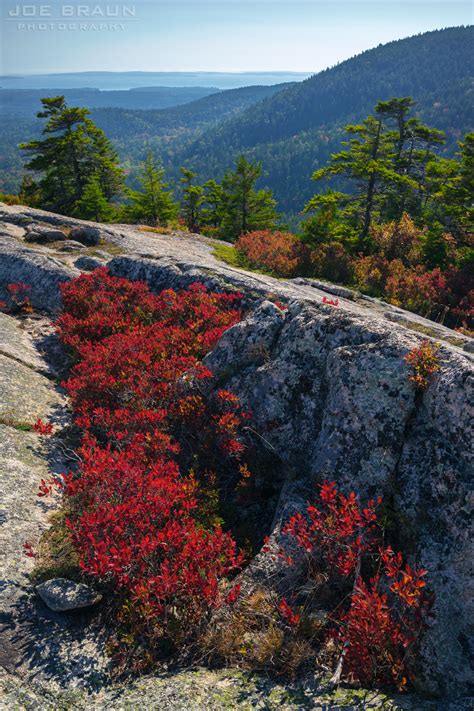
404, 340, 441, 390
1, 282, 33, 314
34, 418, 53, 435
282, 481, 431, 688
55, 268, 247, 647
322, 296, 339, 306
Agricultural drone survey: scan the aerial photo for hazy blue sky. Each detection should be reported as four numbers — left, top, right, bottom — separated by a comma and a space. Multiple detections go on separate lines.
1, 1, 472, 75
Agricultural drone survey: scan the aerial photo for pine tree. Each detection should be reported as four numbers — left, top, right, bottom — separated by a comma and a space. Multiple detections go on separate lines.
20, 96, 123, 216
425, 132, 474, 245
76, 174, 114, 222
180, 168, 203, 232
303, 99, 446, 251
376, 98, 444, 221
127, 153, 178, 226
220, 156, 278, 241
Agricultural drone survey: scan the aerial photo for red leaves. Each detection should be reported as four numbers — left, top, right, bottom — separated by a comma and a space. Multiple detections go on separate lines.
4, 282, 33, 314
225, 582, 242, 606
281, 481, 431, 688
23, 541, 36, 558
279, 598, 301, 627
322, 296, 339, 306
33, 419, 53, 436
55, 269, 247, 646
283, 481, 379, 577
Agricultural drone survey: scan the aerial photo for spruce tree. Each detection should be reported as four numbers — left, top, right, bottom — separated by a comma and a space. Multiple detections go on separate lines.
76, 174, 114, 222
127, 153, 178, 226
220, 156, 278, 241
425, 132, 474, 245
303, 98, 447, 251
180, 168, 203, 232
201, 179, 225, 228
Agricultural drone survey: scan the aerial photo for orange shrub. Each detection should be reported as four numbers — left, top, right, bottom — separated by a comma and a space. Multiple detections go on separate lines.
385, 266, 449, 318
404, 341, 441, 389
369, 214, 425, 265
353, 255, 393, 295
236, 230, 309, 278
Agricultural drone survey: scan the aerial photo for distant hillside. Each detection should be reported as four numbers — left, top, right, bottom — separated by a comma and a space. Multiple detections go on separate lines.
176, 26, 474, 212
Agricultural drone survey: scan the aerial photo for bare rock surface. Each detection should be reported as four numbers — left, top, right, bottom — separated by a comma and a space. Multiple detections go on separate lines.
0, 312, 110, 701
0, 353, 67, 426
0, 229, 78, 314
0, 203, 472, 707
0, 312, 46, 371
69, 225, 102, 246
24, 226, 67, 244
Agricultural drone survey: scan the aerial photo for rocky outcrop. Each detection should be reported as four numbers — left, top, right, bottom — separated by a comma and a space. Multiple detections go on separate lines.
0, 203, 472, 708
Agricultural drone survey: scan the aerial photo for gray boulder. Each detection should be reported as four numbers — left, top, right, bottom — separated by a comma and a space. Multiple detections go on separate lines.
69, 226, 102, 246
74, 255, 104, 271
24, 225, 66, 244
36, 578, 102, 612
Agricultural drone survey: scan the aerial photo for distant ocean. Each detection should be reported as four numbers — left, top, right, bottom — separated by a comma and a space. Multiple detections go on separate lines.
0, 71, 312, 91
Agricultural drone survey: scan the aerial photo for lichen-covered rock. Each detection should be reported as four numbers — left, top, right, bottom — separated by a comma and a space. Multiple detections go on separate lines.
36, 579, 102, 612
58, 240, 86, 252
0, 312, 45, 371
0, 236, 78, 313
69, 226, 101, 246
0, 322, 110, 696
0, 353, 67, 425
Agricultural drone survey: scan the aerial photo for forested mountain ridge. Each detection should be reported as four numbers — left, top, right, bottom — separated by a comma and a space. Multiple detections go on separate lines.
2, 27, 472, 212
188, 27, 473, 149
91, 83, 293, 138
177, 26, 474, 212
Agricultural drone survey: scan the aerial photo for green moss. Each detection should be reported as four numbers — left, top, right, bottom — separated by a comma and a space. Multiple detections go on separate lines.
0, 416, 34, 431
392, 318, 465, 347
213, 242, 245, 268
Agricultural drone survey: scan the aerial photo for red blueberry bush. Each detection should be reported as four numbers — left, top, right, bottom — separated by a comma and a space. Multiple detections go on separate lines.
280, 481, 431, 688
53, 268, 249, 660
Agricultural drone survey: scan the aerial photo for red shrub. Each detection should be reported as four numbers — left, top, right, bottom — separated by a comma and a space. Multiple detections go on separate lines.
282, 481, 431, 688
236, 230, 309, 277
33, 418, 53, 436
53, 269, 247, 652
385, 266, 449, 319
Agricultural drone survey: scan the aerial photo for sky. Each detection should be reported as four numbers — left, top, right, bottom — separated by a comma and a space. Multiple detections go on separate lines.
0, 1, 472, 76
